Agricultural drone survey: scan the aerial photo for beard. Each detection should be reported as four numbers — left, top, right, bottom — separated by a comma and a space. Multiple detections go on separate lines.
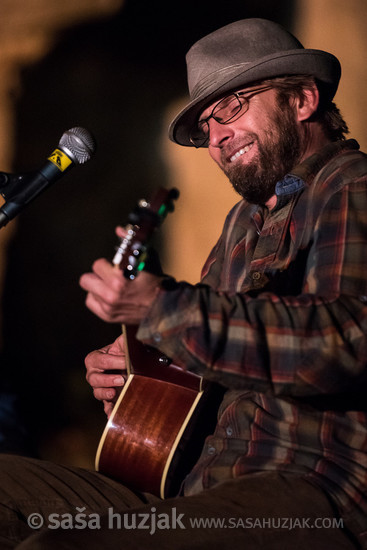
223, 102, 303, 204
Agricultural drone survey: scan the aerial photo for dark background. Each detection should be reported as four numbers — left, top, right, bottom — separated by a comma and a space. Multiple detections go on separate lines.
0, 0, 295, 463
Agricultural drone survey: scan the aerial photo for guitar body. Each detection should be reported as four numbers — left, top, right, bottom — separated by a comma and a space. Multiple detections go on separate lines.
96, 328, 223, 498
95, 188, 224, 498
96, 374, 203, 499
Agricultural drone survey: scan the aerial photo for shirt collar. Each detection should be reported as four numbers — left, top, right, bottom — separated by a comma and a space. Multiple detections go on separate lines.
272, 139, 360, 211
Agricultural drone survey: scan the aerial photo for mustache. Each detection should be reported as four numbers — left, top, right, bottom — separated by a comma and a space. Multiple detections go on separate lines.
220, 133, 258, 165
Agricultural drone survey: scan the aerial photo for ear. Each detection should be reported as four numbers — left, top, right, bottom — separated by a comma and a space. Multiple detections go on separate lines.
295, 84, 319, 122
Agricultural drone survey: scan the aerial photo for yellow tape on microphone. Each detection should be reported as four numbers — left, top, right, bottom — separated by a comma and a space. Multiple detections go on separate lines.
48, 149, 73, 172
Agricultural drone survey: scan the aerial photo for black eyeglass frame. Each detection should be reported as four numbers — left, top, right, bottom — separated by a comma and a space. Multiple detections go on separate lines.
189, 85, 272, 148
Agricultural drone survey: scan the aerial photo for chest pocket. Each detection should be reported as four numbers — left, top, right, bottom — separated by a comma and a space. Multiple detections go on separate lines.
242, 189, 306, 294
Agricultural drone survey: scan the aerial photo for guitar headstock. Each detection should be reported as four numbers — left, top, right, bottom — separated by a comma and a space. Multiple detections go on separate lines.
113, 187, 179, 280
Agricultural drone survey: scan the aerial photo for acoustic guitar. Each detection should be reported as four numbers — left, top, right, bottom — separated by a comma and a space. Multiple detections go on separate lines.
95, 188, 223, 499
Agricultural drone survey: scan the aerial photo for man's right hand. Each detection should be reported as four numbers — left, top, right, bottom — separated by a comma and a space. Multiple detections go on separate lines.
85, 333, 126, 417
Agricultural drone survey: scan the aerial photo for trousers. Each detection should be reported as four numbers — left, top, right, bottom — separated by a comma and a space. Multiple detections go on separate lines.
0, 453, 360, 549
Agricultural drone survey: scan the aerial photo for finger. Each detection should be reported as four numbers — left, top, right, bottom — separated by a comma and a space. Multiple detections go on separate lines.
115, 226, 127, 238
79, 272, 111, 297
79, 258, 124, 294
91, 258, 121, 282
81, 275, 127, 314
107, 333, 126, 355
94, 387, 120, 402
84, 293, 123, 323
87, 371, 125, 389
85, 348, 126, 373
103, 400, 115, 418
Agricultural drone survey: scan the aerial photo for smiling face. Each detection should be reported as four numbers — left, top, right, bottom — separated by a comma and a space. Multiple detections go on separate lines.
201, 87, 304, 204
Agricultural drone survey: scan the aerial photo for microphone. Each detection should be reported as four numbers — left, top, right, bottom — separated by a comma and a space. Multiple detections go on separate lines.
0, 127, 96, 228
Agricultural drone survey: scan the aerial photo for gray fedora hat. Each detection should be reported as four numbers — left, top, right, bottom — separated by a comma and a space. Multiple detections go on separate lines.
169, 18, 341, 146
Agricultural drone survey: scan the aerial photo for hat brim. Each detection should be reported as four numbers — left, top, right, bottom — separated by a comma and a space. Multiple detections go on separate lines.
169, 49, 341, 146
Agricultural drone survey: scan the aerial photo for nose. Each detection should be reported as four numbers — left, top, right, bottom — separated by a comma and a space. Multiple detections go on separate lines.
207, 118, 234, 148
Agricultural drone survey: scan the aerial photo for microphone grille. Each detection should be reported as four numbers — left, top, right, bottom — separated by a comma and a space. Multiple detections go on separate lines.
59, 127, 96, 164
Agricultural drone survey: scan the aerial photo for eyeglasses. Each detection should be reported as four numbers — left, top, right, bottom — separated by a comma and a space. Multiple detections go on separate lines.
189, 86, 272, 148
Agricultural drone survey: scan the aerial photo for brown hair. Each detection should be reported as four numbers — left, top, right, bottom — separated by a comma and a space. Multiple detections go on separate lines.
261, 75, 349, 141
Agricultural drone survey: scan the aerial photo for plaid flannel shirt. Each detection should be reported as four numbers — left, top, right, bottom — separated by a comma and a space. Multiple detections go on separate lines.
138, 139, 367, 544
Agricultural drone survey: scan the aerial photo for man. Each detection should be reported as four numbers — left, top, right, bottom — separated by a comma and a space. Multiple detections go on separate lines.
0, 17, 366, 549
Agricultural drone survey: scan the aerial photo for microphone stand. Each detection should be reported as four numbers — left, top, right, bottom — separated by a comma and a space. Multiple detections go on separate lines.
0, 172, 27, 229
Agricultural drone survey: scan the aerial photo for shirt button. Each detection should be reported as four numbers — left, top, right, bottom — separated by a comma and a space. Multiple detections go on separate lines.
226, 426, 233, 437
152, 332, 162, 343
252, 271, 261, 280
207, 446, 216, 455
